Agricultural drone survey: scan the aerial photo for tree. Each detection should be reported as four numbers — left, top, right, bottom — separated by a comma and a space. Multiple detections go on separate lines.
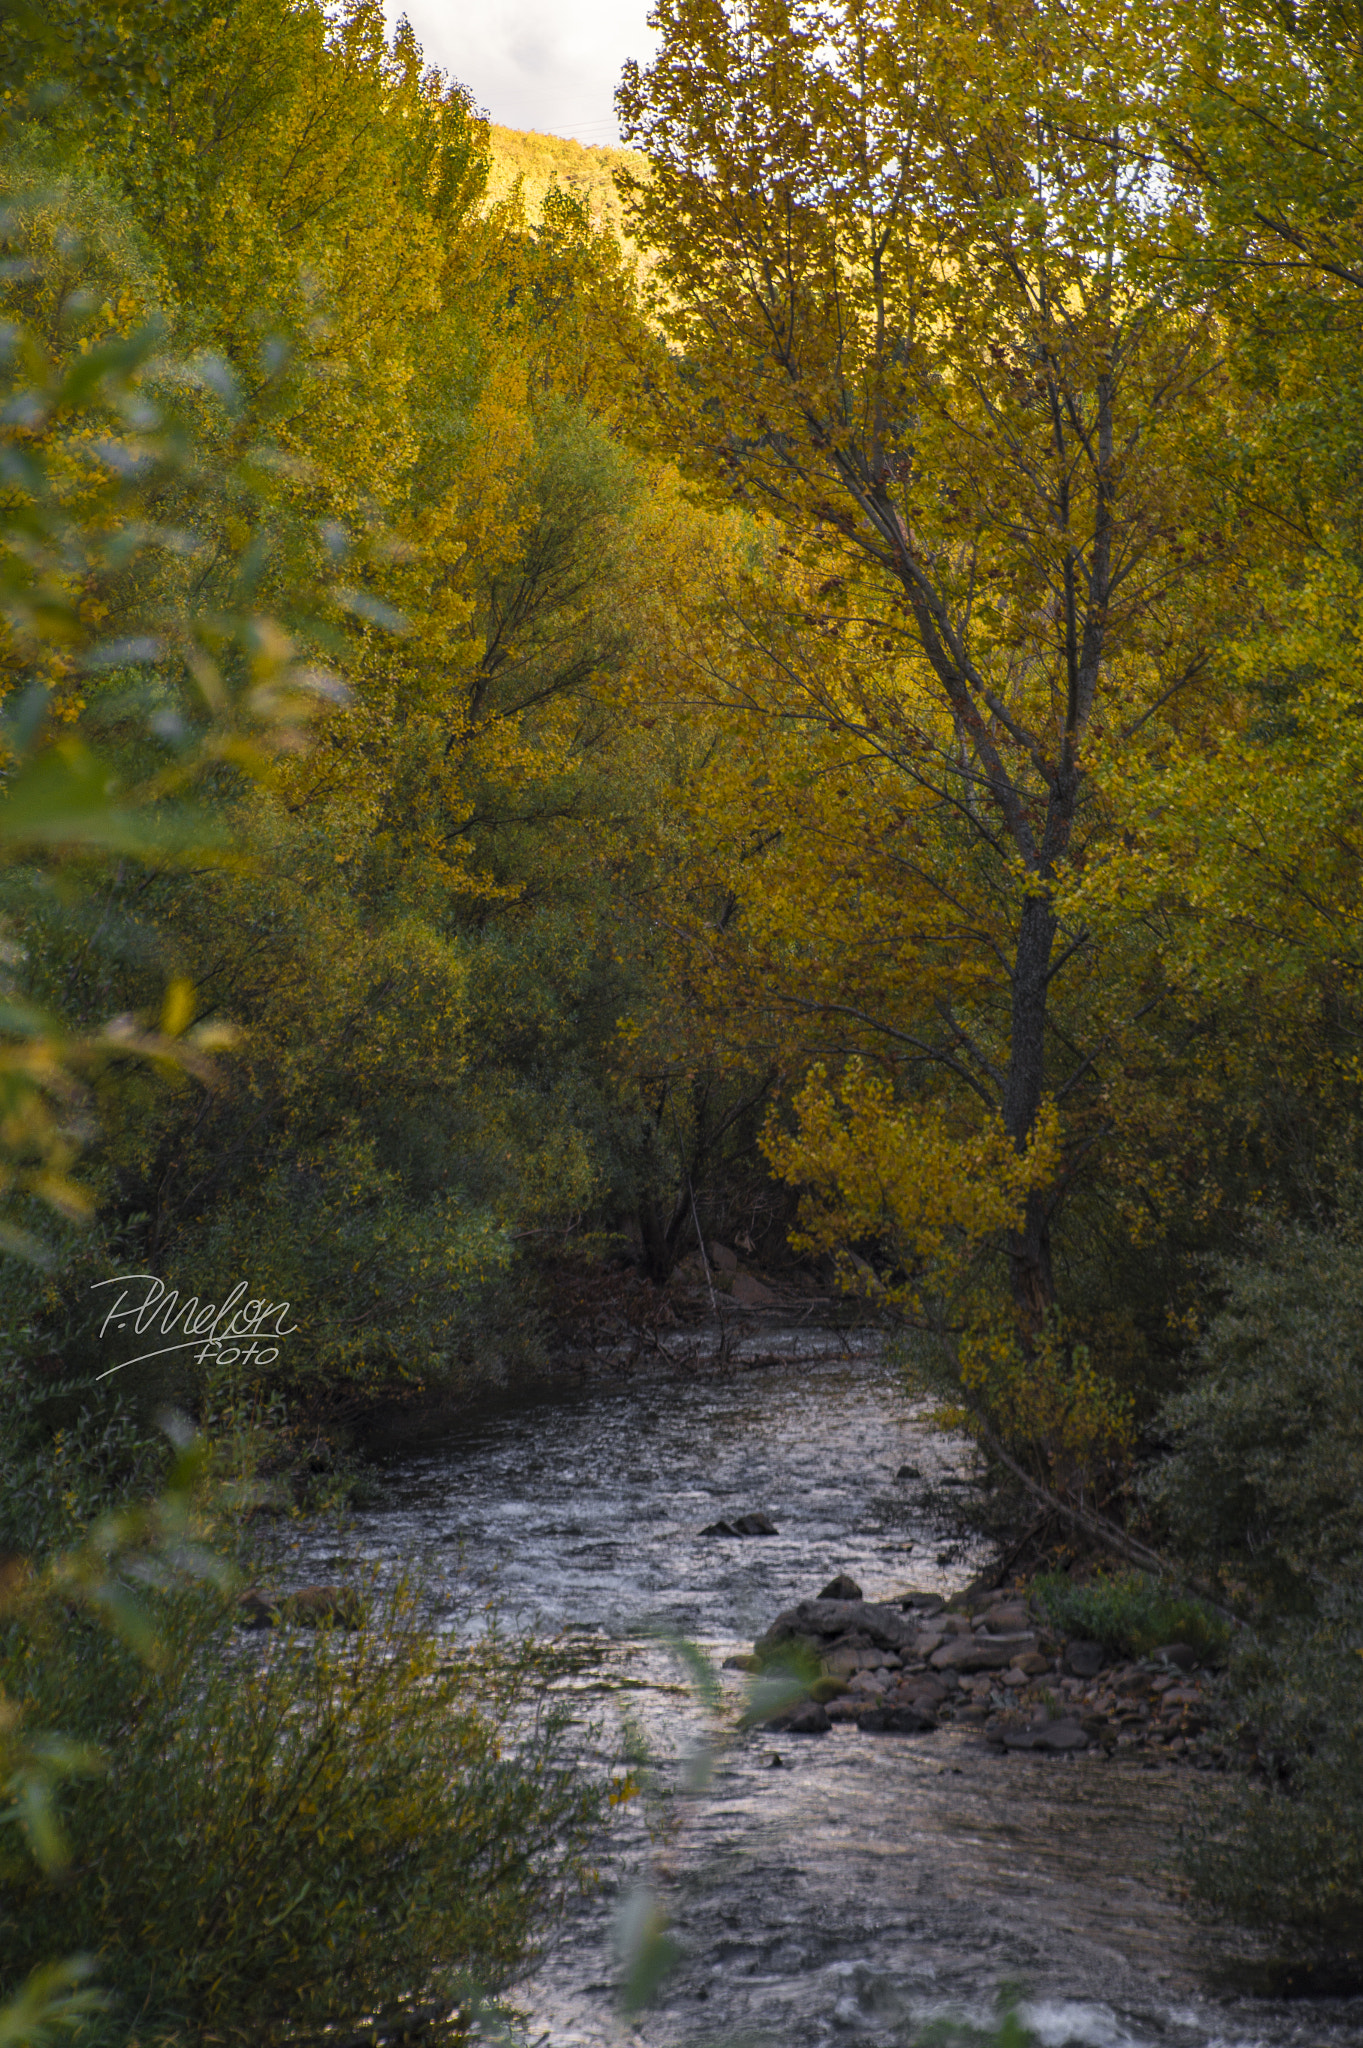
619, 0, 1220, 1330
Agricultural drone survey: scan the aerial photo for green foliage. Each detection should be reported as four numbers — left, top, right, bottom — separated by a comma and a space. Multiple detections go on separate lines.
1, 1538, 604, 2045
0, 1368, 169, 1558
1033, 1571, 1229, 1663
1182, 1591, 1363, 1966
1146, 1220, 1363, 1614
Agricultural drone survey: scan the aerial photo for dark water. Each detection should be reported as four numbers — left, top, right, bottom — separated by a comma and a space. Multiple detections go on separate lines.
286, 1336, 1361, 2048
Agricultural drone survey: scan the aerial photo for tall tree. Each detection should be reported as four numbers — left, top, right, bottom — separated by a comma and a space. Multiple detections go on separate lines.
620, 0, 1220, 1327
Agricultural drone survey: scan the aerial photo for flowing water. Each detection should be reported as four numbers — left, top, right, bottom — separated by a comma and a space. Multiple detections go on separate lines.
287, 1333, 1362, 2048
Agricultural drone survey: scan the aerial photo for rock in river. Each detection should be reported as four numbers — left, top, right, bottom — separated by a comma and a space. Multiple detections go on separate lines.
238, 1584, 364, 1629
702, 1512, 780, 1536
930, 1632, 1037, 1673
818, 1573, 863, 1601
1001, 1718, 1091, 1753
755, 1597, 918, 1661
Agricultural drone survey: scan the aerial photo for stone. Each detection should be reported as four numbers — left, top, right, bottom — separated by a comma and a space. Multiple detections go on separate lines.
1153, 1642, 1200, 1670
287, 1585, 364, 1628
722, 1653, 761, 1672
930, 1633, 1037, 1673
237, 1588, 281, 1629
1064, 1639, 1106, 1679
904, 1678, 947, 1708
782, 1700, 831, 1734
818, 1573, 863, 1602
239, 1584, 364, 1630
732, 1272, 778, 1307
1003, 1718, 1090, 1753
859, 1702, 937, 1734
709, 1241, 739, 1271
981, 1604, 1030, 1635
895, 1463, 923, 1480
701, 1520, 739, 1536
848, 1670, 888, 1696
731, 1512, 779, 1536
1001, 1667, 1030, 1688
897, 1589, 945, 1614
1017, 1651, 1051, 1677
754, 1598, 918, 1661
825, 1697, 863, 1723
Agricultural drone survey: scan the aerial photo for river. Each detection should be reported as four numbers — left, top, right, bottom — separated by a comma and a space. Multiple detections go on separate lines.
287, 1333, 1362, 2048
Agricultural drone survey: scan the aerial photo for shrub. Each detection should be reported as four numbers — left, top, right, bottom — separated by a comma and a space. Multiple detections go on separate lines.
1143, 1220, 1363, 1613
0, 1561, 605, 2045
1033, 1570, 1229, 1661
1182, 1590, 1363, 1970
1143, 1221, 1363, 1969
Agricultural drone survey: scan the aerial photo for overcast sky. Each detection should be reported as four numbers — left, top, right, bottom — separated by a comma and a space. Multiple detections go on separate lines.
383, 1, 660, 145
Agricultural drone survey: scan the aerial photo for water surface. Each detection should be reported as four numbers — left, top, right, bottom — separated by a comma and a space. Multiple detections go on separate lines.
288, 1337, 1359, 2048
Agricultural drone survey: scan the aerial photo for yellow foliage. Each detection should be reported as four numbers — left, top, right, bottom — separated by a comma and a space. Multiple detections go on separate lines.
765, 1060, 1062, 1301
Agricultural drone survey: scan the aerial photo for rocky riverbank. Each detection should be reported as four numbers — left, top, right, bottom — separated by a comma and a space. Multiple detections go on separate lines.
735, 1574, 1225, 1766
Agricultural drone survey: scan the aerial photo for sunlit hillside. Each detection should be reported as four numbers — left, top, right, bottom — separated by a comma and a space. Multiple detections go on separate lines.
486, 123, 647, 247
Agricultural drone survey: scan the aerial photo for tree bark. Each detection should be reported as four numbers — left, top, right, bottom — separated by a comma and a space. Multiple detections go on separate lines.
1002, 889, 1060, 1324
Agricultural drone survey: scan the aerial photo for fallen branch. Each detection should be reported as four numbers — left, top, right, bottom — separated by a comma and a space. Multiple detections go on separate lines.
966, 1409, 1242, 1624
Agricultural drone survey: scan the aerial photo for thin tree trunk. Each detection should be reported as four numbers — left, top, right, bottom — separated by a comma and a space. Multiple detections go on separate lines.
1002, 890, 1059, 1324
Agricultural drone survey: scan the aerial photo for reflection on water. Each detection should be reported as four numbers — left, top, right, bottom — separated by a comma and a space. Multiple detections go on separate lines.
286, 1338, 1362, 2048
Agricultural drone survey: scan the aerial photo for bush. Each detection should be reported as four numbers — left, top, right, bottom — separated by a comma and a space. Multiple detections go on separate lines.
0, 1562, 605, 2045
1182, 1590, 1363, 1970
1033, 1570, 1229, 1661
1142, 1220, 1363, 1968
1143, 1219, 1363, 1613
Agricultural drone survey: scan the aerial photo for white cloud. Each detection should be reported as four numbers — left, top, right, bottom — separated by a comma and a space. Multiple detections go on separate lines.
384, 0, 659, 144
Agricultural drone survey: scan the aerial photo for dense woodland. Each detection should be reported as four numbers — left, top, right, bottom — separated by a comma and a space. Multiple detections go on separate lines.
2, 0, 1363, 2036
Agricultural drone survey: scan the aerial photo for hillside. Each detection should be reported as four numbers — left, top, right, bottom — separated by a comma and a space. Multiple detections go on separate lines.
486, 124, 647, 245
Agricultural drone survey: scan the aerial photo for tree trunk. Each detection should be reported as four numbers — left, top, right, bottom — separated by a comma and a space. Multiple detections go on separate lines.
1002, 890, 1058, 1327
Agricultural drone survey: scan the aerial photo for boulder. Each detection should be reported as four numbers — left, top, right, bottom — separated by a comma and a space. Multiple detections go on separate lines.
237, 1588, 281, 1629
1064, 1639, 1106, 1679
286, 1584, 364, 1628
709, 1241, 739, 1272
848, 1670, 889, 1696
859, 1702, 937, 1734
722, 1652, 761, 1672
754, 1597, 918, 1661
1153, 1642, 1200, 1671
930, 1632, 1037, 1673
703, 1513, 779, 1536
238, 1584, 363, 1630
897, 1589, 945, 1615
981, 1604, 1030, 1635
1003, 1718, 1090, 1753
731, 1273, 778, 1307
774, 1699, 831, 1735
818, 1573, 863, 1601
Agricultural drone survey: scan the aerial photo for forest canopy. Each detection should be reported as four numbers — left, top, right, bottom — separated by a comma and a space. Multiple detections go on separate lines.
0, 0, 1361, 1459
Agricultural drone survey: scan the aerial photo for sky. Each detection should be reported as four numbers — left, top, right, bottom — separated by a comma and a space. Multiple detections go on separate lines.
382, 0, 660, 145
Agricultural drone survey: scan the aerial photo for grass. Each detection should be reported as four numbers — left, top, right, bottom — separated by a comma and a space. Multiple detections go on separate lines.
1033, 1570, 1230, 1661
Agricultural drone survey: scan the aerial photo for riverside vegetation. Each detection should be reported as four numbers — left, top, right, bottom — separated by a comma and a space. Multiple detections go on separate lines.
2, 0, 1363, 2033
